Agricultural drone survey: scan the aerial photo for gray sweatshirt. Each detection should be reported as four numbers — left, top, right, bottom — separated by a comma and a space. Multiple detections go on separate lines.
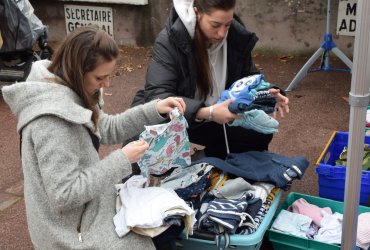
2, 60, 165, 250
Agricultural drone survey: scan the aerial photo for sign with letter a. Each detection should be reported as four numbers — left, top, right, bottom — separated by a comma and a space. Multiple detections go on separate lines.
336, 0, 357, 36
64, 5, 114, 38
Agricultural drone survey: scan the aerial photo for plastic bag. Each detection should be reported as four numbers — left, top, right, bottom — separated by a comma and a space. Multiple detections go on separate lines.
0, 0, 46, 52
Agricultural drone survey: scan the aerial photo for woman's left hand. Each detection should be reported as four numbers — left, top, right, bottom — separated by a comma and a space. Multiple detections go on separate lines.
270, 88, 289, 118
156, 96, 186, 115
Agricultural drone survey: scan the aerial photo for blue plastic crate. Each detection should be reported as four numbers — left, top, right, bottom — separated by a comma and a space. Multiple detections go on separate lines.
315, 131, 370, 206
178, 190, 282, 250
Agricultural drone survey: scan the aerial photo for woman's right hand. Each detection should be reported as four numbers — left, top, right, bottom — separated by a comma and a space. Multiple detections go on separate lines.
212, 99, 240, 124
121, 140, 149, 163
156, 97, 186, 115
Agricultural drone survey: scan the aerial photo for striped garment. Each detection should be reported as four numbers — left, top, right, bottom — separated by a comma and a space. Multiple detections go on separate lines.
198, 192, 255, 234
238, 188, 280, 235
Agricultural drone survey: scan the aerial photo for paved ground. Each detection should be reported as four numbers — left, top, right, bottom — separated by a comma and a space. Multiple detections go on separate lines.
0, 47, 352, 249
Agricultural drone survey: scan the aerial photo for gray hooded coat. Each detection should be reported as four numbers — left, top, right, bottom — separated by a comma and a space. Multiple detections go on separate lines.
2, 60, 165, 250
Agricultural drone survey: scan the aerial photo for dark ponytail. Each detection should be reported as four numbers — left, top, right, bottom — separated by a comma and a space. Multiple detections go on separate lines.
193, 22, 212, 100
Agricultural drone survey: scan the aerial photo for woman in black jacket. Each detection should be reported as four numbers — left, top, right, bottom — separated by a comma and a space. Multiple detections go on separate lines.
132, 0, 289, 159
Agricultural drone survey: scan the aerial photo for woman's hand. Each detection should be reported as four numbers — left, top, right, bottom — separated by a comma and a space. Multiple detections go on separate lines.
270, 88, 289, 118
212, 99, 240, 124
156, 97, 186, 115
121, 140, 149, 163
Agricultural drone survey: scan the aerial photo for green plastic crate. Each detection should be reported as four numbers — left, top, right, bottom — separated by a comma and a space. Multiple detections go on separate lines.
268, 192, 370, 250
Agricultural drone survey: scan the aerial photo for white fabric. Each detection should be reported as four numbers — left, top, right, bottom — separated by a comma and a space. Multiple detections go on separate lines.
252, 182, 275, 203
173, 0, 196, 38
132, 226, 169, 238
98, 88, 104, 108
366, 109, 370, 124
113, 175, 195, 237
356, 212, 370, 250
314, 211, 343, 245
206, 38, 227, 106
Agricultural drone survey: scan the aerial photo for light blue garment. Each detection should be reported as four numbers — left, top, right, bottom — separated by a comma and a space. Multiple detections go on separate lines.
228, 109, 279, 134
271, 209, 312, 238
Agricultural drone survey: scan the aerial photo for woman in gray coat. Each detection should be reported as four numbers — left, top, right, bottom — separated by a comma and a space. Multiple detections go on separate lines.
2, 26, 185, 250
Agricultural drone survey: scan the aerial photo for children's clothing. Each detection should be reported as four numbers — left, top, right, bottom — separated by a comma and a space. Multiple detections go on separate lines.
357, 212, 370, 250
228, 109, 279, 134
138, 108, 191, 176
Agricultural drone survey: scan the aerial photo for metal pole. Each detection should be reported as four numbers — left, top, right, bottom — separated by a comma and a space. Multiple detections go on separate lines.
342, 0, 370, 249
326, 0, 331, 34
325, 0, 331, 67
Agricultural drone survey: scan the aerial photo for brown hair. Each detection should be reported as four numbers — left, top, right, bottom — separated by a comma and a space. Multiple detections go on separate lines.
48, 25, 119, 130
193, 0, 236, 100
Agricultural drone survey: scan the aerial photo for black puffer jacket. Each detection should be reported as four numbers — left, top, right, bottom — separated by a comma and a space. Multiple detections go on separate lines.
132, 7, 259, 126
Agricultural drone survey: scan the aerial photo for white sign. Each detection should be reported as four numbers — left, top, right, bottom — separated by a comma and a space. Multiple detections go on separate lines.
64, 5, 114, 37
336, 0, 357, 36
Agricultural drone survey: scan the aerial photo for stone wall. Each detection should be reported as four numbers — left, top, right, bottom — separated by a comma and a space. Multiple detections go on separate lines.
30, 0, 355, 56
